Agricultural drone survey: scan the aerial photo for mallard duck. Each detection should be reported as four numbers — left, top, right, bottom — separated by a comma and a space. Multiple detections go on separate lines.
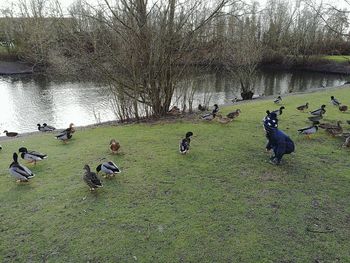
310, 105, 326, 116
3, 130, 18, 137
231, 97, 238, 103
319, 122, 338, 129
43, 123, 56, 131
83, 164, 103, 191
198, 104, 208, 111
96, 161, 121, 178
168, 106, 181, 115
37, 123, 56, 132
201, 113, 216, 121
216, 114, 232, 124
325, 121, 343, 136
273, 96, 282, 104
297, 102, 309, 111
271, 106, 285, 116
179, 131, 193, 154
18, 147, 47, 165
339, 105, 348, 112
331, 96, 341, 106
65, 123, 75, 134
109, 139, 120, 154
298, 125, 318, 139
226, 109, 241, 119
212, 104, 219, 114
342, 136, 350, 147
9, 153, 35, 182
55, 130, 72, 143
308, 114, 323, 122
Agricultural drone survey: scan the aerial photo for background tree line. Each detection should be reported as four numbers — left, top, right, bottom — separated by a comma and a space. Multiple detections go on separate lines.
0, 0, 349, 118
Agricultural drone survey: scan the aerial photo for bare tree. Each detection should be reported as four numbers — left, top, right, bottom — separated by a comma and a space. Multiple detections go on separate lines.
61, 0, 232, 118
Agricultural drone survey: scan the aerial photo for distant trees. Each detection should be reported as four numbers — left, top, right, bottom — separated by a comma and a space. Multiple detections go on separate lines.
1, 0, 350, 114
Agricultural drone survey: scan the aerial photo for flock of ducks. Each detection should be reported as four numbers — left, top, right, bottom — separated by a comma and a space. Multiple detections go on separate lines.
2, 122, 122, 191
2, 93, 350, 189
285, 96, 350, 145
200, 104, 242, 124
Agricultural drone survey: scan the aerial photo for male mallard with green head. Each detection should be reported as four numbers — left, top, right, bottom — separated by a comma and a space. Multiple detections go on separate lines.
9, 153, 35, 182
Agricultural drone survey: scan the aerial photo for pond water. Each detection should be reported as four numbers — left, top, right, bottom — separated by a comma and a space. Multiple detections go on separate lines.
0, 69, 348, 133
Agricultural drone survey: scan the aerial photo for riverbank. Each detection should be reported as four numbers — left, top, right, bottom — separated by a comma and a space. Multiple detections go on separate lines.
0, 87, 349, 261
1, 82, 349, 141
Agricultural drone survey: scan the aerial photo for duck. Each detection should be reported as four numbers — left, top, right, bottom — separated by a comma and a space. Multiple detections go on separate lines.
297, 102, 309, 111
331, 96, 341, 106
109, 139, 120, 154
298, 125, 318, 139
43, 123, 56, 131
226, 109, 241, 119
198, 104, 208, 111
9, 152, 35, 182
271, 106, 285, 116
3, 130, 18, 137
179, 132, 193, 154
319, 122, 338, 129
201, 113, 216, 121
18, 147, 47, 165
37, 123, 56, 132
339, 105, 348, 112
308, 114, 323, 123
83, 164, 103, 191
65, 123, 75, 134
310, 105, 326, 116
231, 97, 238, 103
96, 161, 121, 178
37, 124, 46, 132
212, 104, 219, 114
168, 106, 181, 115
273, 96, 282, 104
325, 121, 343, 136
216, 114, 232, 124
55, 130, 72, 143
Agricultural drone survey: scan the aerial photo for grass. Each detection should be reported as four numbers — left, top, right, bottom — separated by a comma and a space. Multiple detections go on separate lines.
321, 55, 350, 63
1, 87, 350, 262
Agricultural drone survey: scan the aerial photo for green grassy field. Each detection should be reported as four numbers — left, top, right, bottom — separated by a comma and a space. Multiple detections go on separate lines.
322, 55, 350, 63
1, 87, 350, 262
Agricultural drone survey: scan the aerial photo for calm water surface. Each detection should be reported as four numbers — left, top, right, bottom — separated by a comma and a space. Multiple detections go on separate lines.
0, 69, 347, 133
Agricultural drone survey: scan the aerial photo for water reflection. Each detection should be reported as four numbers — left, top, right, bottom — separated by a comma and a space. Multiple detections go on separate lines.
0, 69, 347, 133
